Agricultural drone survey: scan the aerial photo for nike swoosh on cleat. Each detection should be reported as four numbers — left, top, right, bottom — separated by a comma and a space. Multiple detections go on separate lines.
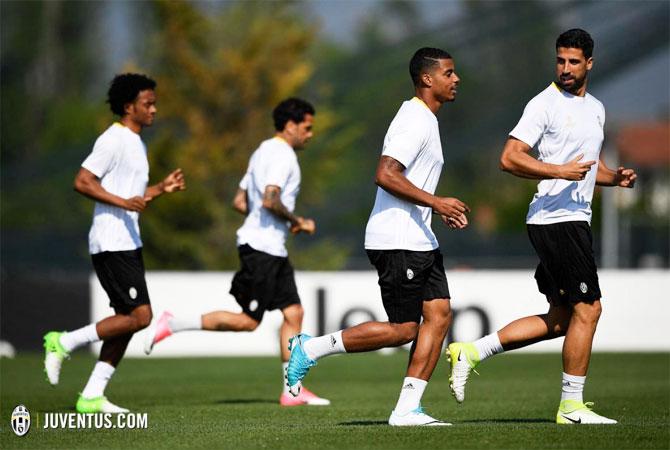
561, 415, 581, 424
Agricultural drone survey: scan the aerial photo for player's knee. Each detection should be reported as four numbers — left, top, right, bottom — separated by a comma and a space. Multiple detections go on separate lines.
574, 301, 602, 325
283, 304, 304, 327
240, 314, 260, 331
395, 322, 419, 345
135, 314, 152, 331
131, 307, 152, 331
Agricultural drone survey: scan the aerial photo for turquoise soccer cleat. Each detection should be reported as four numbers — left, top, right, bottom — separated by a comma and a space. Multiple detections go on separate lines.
286, 333, 317, 397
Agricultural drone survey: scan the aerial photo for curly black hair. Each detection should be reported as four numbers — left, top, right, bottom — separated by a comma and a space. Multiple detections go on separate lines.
107, 73, 156, 116
272, 98, 315, 131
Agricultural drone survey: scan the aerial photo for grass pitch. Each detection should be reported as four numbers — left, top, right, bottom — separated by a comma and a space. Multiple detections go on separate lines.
1, 351, 668, 449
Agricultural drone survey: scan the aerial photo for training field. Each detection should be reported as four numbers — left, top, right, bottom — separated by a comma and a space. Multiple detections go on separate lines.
1, 352, 668, 449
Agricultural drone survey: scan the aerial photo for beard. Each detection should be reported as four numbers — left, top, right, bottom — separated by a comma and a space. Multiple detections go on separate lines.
557, 74, 587, 94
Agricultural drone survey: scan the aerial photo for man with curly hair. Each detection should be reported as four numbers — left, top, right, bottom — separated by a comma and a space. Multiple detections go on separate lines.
43, 73, 186, 413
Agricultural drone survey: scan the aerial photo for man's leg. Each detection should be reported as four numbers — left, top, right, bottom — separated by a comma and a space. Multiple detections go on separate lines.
556, 299, 615, 424
278, 305, 330, 406
285, 320, 418, 395
44, 304, 153, 386
279, 304, 303, 362
76, 305, 153, 414
562, 300, 601, 376
144, 310, 260, 354
448, 301, 571, 403
406, 299, 452, 379
388, 298, 452, 426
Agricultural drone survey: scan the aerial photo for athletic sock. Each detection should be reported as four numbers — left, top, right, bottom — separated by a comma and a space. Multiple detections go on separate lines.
394, 377, 427, 415
303, 330, 346, 360
473, 332, 504, 362
60, 324, 99, 353
561, 372, 585, 402
168, 313, 202, 332
81, 361, 116, 399
282, 363, 290, 395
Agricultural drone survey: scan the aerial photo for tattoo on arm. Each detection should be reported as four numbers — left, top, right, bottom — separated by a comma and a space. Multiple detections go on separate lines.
263, 187, 299, 225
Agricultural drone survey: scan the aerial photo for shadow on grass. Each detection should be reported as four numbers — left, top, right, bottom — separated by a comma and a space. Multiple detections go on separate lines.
460, 418, 554, 424
338, 420, 388, 426
214, 398, 276, 405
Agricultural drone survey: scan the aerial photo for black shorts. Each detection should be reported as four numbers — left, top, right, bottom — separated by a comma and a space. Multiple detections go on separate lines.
366, 248, 450, 324
91, 248, 151, 314
229, 244, 301, 322
527, 221, 602, 304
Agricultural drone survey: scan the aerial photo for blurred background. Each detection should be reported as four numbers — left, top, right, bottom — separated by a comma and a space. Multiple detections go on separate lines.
1, 0, 669, 350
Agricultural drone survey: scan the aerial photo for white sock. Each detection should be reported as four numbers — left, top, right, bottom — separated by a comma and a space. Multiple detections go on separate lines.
81, 361, 116, 399
60, 324, 99, 353
473, 332, 504, 361
303, 330, 346, 360
394, 377, 427, 415
168, 313, 202, 332
282, 362, 290, 394
561, 372, 585, 402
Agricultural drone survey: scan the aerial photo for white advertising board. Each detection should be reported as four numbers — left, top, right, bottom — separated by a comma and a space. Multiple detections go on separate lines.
91, 270, 670, 356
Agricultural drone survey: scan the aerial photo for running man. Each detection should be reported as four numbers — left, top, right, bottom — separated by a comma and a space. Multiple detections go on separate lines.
144, 98, 329, 407
286, 48, 470, 426
447, 29, 637, 425
43, 73, 186, 413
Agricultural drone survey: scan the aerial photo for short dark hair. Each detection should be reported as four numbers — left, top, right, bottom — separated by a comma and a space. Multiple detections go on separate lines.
272, 97, 315, 131
556, 29, 594, 59
409, 47, 452, 86
107, 73, 157, 116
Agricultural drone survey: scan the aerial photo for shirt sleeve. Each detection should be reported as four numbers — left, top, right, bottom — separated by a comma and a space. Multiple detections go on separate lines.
382, 119, 426, 168
81, 134, 119, 178
263, 153, 292, 189
239, 171, 250, 190
509, 95, 550, 148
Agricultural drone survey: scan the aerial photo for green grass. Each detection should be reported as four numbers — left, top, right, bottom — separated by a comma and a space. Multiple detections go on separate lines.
1, 352, 668, 449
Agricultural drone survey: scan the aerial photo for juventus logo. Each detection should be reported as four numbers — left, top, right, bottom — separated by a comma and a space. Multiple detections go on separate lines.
11, 404, 31, 437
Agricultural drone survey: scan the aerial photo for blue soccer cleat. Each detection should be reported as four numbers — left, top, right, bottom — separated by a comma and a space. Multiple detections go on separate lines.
286, 333, 317, 397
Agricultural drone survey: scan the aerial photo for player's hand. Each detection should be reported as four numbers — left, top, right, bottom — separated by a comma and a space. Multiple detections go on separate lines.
616, 166, 637, 188
124, 196, 147, 212
558, 154, 596, 181
290, 217, 316, 235
162, 168, 186, 193
432, 196, 470, 218
441, 213, 468, 229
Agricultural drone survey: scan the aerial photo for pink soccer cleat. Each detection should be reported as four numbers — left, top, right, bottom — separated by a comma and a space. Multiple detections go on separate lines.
143, 311, 174, 355
279, 387, 330, 406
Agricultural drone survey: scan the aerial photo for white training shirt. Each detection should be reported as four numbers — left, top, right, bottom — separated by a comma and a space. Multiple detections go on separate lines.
236, 137, 301, 257
365, 97, 444, 251
510, 82, 605, 225
81, 123, 149, 254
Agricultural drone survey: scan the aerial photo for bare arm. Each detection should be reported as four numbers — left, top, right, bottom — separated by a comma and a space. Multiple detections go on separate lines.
144, 168, 186, 201
596, 158, 637, 188
74, 167, 147, 212
499, 137, 596, 181
232, 188, 248, 215
262, 185, 315, 234
375, 155, 470, 219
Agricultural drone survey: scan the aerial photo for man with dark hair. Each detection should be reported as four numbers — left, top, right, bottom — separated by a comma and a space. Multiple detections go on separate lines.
43, 73, 186, 413
287, 47, 469, 426
144, 97, 329, 407
447, 29, 636, 425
